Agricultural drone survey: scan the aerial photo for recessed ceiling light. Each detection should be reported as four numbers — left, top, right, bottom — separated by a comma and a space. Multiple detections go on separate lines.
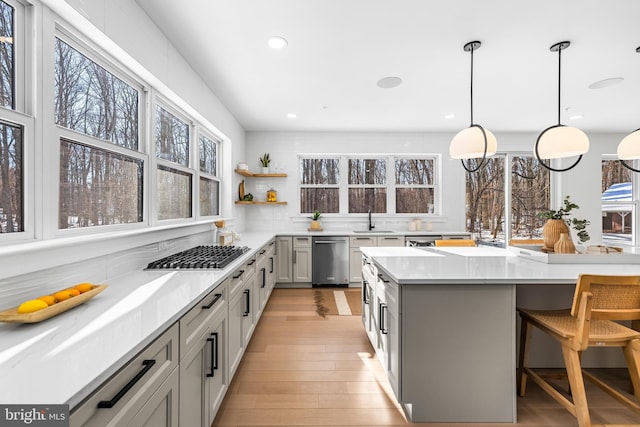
376, 76, 402, 89
268, 36, 288, 49
287, 113, 297, 119
569, 114, 583, 120
588, 77, 624, 89
444, 114, 455, 119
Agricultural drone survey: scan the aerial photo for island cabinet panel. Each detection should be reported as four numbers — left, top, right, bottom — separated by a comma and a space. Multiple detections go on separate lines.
400, 284, 516, 423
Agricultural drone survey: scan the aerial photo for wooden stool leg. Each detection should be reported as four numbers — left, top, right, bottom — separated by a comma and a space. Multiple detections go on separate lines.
518, 318, 532, 396
623, 339, 640, 403
562, 345, 591, 427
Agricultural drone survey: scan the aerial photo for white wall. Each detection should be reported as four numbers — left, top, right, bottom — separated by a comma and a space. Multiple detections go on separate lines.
245, 130, 629, 244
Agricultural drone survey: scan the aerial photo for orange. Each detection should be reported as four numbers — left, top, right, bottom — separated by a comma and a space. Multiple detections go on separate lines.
53, 290, 74, 302
74, 283, 93, 293
18, 299, 48, 314
37, 295, 56, 306
65, 288, 81, 297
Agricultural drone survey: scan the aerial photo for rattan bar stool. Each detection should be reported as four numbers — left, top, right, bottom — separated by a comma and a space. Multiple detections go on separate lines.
517, 274, 640, 427
433, 239, 476, 247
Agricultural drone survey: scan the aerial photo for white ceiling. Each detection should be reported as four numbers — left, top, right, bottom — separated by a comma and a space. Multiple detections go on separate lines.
134, 0, 640, 134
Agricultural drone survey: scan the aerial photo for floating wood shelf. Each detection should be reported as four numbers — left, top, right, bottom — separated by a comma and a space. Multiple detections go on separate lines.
234, 169, 287, 178
235, 201, 288, 205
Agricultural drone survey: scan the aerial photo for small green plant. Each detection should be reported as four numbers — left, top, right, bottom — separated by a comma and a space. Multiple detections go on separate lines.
260, 153, 270, 167
538, 196, 590, 243
311, 211, 321, 221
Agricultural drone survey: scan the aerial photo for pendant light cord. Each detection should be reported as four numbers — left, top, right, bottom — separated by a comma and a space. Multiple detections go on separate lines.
470, 44, 474, 126
557, 45, 562, 125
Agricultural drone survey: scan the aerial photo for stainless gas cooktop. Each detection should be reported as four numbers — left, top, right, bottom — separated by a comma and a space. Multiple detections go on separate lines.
145, 245, 249, 270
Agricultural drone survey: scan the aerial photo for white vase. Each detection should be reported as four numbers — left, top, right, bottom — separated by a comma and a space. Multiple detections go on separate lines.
262, 167, 269, 174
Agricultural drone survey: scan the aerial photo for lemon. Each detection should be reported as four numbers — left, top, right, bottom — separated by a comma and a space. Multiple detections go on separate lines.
18, 299, 49, 314
74, 283, 93, 293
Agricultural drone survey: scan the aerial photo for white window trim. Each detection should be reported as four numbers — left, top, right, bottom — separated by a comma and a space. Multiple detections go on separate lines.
601, 155, 637, 247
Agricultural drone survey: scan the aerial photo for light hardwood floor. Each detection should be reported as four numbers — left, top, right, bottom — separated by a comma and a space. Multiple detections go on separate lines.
212, 288, 640, 427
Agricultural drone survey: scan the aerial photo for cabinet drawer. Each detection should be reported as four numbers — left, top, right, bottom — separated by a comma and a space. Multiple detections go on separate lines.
180, 280, 228, 358
293, 236, 311, 248
70, 323, 179, 427
377, 236, 405, 246
350, 236, 376, 247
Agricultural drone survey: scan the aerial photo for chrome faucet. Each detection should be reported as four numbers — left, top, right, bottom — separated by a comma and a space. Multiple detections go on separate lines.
368, 209, 375, 230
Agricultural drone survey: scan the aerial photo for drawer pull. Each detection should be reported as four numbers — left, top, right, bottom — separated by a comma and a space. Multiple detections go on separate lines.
243, 289, 251, 316
377, 273, 390, 283
202, 293, 222, 309
269, 257, 274, 274
259, 249, 266, 255
233, 270, 245, 279
379, 303, 388, 334
362, 282, 370, 304
247, 259, 256, 266
97, 359, 156, 409
261, 267, 266, 288
206, 332, 218, 378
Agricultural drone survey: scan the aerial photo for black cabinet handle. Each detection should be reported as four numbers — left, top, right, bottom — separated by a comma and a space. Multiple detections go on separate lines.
202, 293, 222, 309
377, 273, 389, 284
269, 240, 275, 246
362, 282, 369, 304
206, 332, 218, 377
259, 249, 266, 255
243, 289, 250, 316
269, 257, 274, 274
261, 267, 266, 288
233, 270, 245, 279
247, 259, 256, 266
97, 359, 156, 408
379, 303, 388, 334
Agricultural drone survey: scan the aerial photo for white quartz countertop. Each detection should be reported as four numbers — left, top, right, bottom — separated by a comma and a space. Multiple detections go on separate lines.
0, 232, 275, 408
361, 245, 640, 285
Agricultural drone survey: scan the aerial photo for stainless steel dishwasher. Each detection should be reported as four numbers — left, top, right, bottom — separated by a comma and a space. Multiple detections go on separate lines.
312, 236, 349, 287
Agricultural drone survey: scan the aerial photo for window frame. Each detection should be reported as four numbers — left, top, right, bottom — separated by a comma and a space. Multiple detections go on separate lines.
197, 129, 221, 218
601, 155, 637, 246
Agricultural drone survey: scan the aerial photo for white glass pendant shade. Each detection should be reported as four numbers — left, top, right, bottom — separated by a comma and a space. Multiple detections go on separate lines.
449, 126, 497, 159
536, 126, 589, 159
617, 129, 640, 160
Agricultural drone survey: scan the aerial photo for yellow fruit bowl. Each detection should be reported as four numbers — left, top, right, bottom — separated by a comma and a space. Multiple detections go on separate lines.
0, 284, 107, 323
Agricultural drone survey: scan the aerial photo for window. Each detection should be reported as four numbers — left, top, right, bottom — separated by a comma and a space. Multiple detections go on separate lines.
54, 38, 139, 150
157, 165, 191, 220
348, 158, 386, 213
299, 155, 437, 215
511, 156, 550, 239
156, 105, 189, 166
0, 0, 15, 109
55, 36, 143, 230
466, 155, 550, 246
0, 120, 22, 233
199, 133, 220, 217
300, 157, 340, 214
395, 158, 435, 214
59, 139, 143, 228
602, 159, 634, 245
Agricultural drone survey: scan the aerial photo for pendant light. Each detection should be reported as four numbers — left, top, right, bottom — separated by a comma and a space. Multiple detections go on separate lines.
450, 41, 497, 173
534, 41, 589, 172
617, 46, 640, 173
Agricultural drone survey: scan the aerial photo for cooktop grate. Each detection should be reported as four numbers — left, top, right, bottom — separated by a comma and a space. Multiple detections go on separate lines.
145, 245, 250, 270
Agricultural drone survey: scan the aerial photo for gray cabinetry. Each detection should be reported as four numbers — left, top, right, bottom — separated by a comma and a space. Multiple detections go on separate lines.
179, 282, 228, 427
70, 324, 179, 427
293, 236, 312, 283
350, 235, 404, 283
275, 236, 292, 283
228, 255, 258, 378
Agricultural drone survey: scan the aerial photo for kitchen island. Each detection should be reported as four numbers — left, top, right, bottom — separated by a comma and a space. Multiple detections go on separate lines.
360, 245, 640, 423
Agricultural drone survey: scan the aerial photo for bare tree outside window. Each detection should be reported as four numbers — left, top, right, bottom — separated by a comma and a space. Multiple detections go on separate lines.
0, 1, 14, 109
199, 134, 217, 175
0, 120, 21, 232
54, 38, 139, 150
157, 165, 191, 220
466, 157, 505, 244
348, 158, 386, 213
602, 159, 633, 244
395, 159, 435, 214
200, 177, 219, 217
156, 106, 189, 166
511, 156, 549, 239
59, 140, 142, 228
300, 158, 339, 213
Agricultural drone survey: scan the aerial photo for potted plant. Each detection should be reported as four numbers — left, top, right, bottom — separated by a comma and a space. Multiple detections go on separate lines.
260, 153, 271, 174
309, 211, 321, 231
538, 196, 590, 253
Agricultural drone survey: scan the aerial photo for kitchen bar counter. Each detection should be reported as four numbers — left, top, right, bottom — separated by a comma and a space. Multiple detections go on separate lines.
360, 245, 640, 423
0, 232, 275, 408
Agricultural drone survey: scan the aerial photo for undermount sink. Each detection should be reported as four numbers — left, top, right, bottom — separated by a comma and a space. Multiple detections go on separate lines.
353, 230, 394, 233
